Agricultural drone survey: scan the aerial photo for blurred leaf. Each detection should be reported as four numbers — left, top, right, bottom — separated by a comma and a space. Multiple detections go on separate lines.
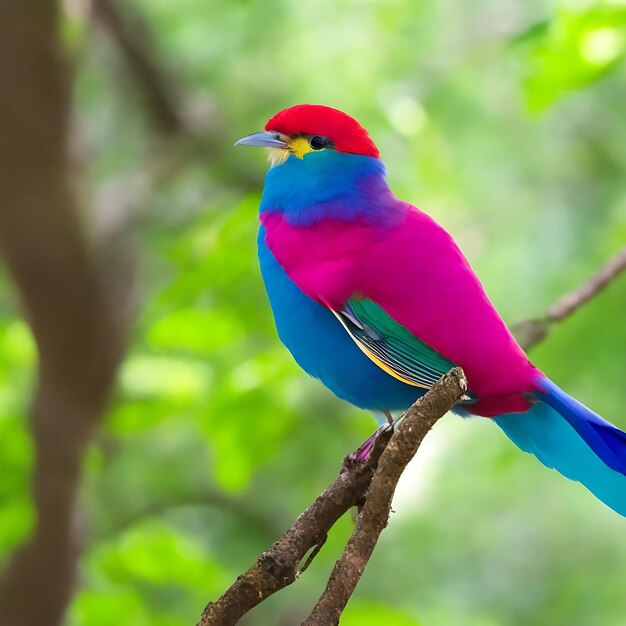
342, 601, 422, 626
0, 414, 34, 553
120, 355, 214, 401
148, 308, 246, 354
94, 519, 227, 589
521, 5, 626, 111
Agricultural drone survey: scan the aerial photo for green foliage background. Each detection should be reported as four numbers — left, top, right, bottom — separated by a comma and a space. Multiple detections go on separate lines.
2, 0, 626, 624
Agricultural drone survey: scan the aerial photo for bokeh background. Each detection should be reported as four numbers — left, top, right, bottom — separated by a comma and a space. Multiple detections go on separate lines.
1, 1, 626, 625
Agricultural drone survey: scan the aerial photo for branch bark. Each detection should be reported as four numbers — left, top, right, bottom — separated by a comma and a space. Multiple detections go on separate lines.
302, 368, 466, 625
198, 369, 467, 626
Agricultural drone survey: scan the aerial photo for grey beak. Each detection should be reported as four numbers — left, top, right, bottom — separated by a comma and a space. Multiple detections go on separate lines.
235, 130, 288, 149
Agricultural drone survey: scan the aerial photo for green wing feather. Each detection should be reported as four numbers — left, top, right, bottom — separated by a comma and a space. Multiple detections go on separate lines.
332, 298, 473, 399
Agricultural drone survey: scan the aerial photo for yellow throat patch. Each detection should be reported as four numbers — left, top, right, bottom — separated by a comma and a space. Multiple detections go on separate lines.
266, 135, 313, 167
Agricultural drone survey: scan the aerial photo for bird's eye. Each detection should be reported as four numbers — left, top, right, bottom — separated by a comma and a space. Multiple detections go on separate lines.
309, 135, 332, 150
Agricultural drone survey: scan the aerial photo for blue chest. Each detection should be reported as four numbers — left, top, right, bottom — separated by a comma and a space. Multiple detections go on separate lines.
257, 227, 422, 411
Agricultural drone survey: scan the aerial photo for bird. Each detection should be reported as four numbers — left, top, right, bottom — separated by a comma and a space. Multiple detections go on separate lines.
235, 104, 626, 517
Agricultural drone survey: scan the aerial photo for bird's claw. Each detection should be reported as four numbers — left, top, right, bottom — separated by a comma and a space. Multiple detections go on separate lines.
341, 422, 394, 473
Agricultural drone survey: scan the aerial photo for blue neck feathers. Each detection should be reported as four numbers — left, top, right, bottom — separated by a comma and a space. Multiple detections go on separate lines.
259, 151, 404, 226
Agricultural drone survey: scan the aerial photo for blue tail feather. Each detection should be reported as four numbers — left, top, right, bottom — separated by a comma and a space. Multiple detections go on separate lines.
537, 377, 626, 474
494, 377, 626, 517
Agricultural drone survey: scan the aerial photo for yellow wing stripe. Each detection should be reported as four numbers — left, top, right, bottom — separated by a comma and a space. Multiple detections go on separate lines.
330, 310, 430, 389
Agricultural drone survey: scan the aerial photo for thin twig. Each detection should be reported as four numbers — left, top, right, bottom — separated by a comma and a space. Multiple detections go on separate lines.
512, 246, 626, 351
547, 246, 626, 322
299, 535, 328, 575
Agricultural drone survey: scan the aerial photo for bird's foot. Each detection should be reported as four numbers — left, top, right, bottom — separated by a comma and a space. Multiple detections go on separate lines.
341, 422, 394, 473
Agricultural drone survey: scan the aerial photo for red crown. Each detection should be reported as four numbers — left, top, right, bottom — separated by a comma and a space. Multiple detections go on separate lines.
265, 104, 380, 158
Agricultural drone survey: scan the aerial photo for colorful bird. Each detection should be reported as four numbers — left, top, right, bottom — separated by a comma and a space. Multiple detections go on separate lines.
236, 104, 626, 516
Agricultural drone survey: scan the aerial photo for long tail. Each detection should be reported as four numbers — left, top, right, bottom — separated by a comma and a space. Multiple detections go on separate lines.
494, 377, 626, 517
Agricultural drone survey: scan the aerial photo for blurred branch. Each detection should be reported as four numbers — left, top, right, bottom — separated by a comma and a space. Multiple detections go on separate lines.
87, 0, 208, 238
198, 369, 467, 626
87, 0, 261, 240
92, 133, 261, 244
96, 488, 284, 544
512, 246, 626, 351
0, 2, 134, 625
91, 0, 187, 136
92, 139, 196, 241
88, 0, 271, 236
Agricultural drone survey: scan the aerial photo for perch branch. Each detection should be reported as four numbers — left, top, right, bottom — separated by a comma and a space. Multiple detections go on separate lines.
513, 246, 626, 351
198, 368, 466, 626
197, 428, 393, 626
302, 368, 467, 625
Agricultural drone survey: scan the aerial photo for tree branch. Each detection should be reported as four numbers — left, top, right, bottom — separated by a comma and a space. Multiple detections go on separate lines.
198, 369, 467, 626
302, 368, 467, 624
95, 488, 284, 545
197, 428, 393, 626
512, 246, 626, 351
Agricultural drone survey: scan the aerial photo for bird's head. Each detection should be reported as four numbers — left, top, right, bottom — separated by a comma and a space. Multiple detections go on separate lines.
236, 104, 380, 167
236, 105, 394, 225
